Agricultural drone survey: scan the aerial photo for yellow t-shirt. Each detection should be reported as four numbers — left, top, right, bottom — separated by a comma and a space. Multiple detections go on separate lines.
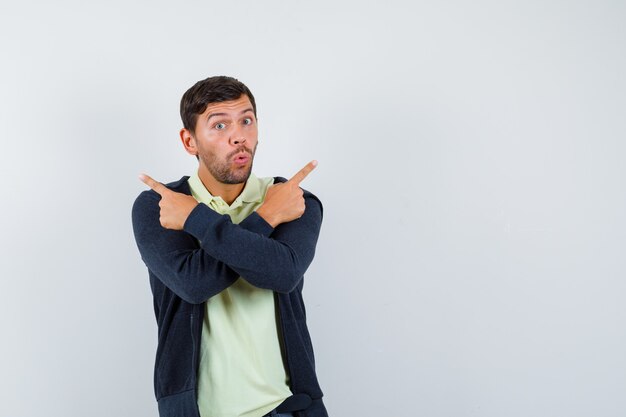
188, 172, 292, 417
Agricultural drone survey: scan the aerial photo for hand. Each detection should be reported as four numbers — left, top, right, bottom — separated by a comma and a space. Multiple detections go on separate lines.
257, 160, 318, 228
139, 173, 199, 230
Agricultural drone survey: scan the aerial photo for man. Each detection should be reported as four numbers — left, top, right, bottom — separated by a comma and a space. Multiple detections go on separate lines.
131, 76, 328, 417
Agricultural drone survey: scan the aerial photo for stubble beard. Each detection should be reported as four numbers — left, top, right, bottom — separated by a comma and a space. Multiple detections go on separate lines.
200, 144, 257, 185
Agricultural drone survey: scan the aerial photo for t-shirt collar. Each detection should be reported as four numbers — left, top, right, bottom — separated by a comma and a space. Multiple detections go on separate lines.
188, 171, 263, 208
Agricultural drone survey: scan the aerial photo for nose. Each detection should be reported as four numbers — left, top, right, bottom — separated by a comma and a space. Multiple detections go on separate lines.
229, 127, 246, 146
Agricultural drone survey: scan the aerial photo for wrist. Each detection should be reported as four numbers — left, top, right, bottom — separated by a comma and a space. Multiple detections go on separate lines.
182, 201, 199, 226
256, 206, 279, 228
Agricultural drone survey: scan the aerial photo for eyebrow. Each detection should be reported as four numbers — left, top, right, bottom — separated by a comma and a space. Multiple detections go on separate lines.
206, 108, 254, 123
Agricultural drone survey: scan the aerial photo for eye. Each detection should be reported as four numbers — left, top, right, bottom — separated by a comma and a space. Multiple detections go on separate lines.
243, 117, 253, 125
215, 122, 226, 130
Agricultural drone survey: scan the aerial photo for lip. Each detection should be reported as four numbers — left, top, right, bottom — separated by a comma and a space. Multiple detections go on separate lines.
232, 153, 250, 165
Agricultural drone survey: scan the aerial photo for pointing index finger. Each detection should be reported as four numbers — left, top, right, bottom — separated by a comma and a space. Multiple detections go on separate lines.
139, 173, 169, 196
289, 160, 318, 185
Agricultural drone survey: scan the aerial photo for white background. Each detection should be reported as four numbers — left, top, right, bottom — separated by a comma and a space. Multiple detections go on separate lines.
1, 1, 625, 416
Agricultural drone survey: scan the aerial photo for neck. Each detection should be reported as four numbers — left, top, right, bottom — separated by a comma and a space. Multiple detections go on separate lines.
197, 166, 246, 205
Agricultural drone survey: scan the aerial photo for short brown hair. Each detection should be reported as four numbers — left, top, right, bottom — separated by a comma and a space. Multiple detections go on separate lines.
180, 75, 257, 134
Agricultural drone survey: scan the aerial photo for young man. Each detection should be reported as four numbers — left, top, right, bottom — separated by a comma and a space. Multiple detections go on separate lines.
131, 76, 328, 417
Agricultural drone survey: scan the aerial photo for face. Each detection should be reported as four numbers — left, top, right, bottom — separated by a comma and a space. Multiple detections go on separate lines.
183, 95, 258, 185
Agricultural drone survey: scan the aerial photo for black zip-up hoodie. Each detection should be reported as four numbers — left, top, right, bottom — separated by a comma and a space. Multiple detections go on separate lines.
131, 176, 328, 417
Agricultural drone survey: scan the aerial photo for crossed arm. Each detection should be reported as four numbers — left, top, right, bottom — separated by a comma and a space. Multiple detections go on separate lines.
131, 162, 322, 304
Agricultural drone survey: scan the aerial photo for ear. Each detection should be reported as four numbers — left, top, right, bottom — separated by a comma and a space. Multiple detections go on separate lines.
180, 128, 198, 156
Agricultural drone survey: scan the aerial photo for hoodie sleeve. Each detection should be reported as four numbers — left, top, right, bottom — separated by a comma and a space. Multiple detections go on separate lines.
182, 190, 323, 294
132, 188, 278, 304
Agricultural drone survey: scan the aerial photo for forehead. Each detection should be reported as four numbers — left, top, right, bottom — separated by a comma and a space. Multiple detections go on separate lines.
202, 95, 254, 116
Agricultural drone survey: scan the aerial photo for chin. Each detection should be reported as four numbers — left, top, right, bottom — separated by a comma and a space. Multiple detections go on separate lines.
222, 169, 252, 184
